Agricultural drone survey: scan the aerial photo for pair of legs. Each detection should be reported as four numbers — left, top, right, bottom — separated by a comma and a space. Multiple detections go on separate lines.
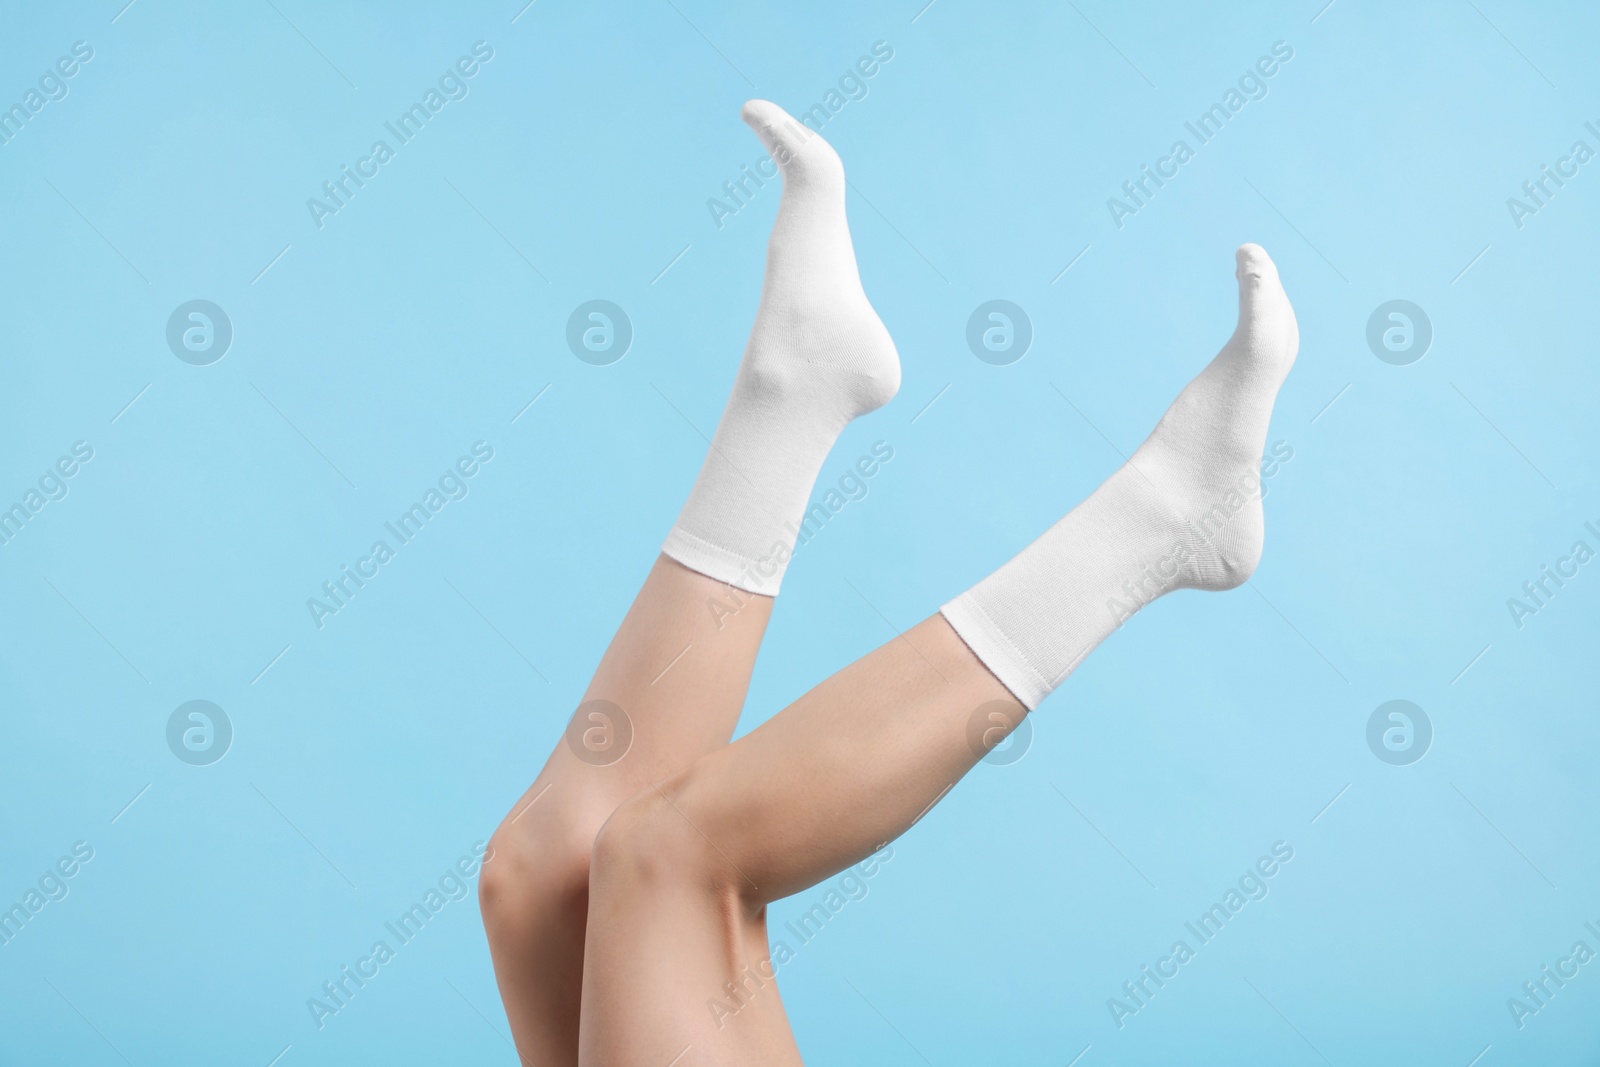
480, 551, 1014, 1063
480, 102, 1300, 1065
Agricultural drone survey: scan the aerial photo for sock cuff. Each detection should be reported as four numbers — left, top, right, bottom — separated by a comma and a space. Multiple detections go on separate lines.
939, 593, 1054, 711
662, 524, 788, 596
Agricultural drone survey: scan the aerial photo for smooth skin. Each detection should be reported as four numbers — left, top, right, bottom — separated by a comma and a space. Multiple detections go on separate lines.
481, 555, 1023, 1066
483, 98, 1294, 1065
481, 97, 902, 1067
579, 614, 1020, 1065
564, 240, 1298, 1061
479, 555, 776, 1065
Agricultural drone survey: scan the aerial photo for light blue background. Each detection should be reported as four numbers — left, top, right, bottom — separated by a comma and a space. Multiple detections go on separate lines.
2, 1, 1597, 1064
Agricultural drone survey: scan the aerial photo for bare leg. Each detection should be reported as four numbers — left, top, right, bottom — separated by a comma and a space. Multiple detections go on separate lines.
581, 616, 1012, 1065
481, 100, 898, 1065
580, 246, 1300, 1065
480, 558, 772, 1064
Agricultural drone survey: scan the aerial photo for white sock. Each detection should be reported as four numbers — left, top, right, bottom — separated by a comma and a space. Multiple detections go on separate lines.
662, 100, 900, 595
942, 245, 1300, 709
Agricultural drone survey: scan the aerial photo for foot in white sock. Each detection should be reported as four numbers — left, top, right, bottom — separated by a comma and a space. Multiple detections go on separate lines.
662, 100, 900, 596
942, 244, 1300, 708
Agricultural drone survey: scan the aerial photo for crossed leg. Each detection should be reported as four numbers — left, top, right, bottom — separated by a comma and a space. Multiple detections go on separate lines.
484, 91, 1300, 1064
479, 556, 774, 1064
480, 100, 900, 1066
580, 242, 1300, 1064
582, 615, 1013, 1065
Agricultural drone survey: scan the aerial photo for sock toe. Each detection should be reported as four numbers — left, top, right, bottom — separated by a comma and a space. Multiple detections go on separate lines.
740, 98, 783, 133
741, 98, 785, 127
1235, 243, 1279, 285
663, 99, 895, 595
741, 99, 802, 156
1236, 246, 1293, 338
741, 99, 840, 182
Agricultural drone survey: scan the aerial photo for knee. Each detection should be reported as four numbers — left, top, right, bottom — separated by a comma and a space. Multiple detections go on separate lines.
589, 776, 736, 900
478, 795, 604, 930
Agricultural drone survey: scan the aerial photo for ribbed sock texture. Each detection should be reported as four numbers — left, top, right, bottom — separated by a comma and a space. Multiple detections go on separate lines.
662, 100, 900, 595
942, 245, 1299, 708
